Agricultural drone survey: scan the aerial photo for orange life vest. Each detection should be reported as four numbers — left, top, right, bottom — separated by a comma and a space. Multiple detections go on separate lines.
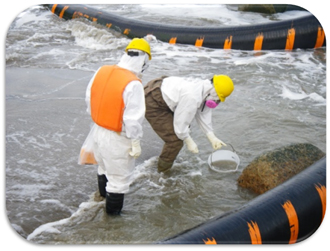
90, 65, 141, 132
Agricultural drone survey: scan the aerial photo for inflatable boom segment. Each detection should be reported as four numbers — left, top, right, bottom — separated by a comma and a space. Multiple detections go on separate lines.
47, 4, 326, 50
159, 157, 326, 244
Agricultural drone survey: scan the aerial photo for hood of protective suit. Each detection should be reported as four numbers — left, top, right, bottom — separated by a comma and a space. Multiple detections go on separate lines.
117, 50, 149, 77
207, 88, 220, 101
202, 80, 216, 101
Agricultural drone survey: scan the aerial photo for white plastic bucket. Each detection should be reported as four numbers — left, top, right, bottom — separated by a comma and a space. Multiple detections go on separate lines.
208, 145, 240, 173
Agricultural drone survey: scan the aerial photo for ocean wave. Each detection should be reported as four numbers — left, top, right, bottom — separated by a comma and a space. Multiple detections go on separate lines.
280, 86, 326, 105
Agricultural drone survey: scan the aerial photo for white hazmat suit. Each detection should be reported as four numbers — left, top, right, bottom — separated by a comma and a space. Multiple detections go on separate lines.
144, 76, 227, 172
161, 77, 214, 140
85, 51, 148, 194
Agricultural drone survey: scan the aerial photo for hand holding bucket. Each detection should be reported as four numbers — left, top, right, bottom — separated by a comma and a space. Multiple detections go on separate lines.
207, 144, 240, 173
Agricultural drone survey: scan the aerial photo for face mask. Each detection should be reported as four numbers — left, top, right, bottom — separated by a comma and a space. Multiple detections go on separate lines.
205, 99, 219, 108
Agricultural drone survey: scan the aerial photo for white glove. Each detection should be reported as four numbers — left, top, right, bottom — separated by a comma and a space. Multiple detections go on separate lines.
184, 136, 199, 154
206, 132, 226, 150
129, 139, 141, 158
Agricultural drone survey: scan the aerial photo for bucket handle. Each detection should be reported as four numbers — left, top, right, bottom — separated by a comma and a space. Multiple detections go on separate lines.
209, 143, 239, 173
227, 143, 236, 153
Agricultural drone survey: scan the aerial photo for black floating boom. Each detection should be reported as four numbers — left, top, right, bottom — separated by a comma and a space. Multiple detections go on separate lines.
159, 157, 326, 244
47, 4, 325, 50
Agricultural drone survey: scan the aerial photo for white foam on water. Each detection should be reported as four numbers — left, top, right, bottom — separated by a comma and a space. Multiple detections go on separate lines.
275, 10, 312, 20
280, 86, 309, 100
280, 86, 326, 105
27, 199, 104, 241
125, 4, 310, 26
68, 21, 129, 51
12, 6, 50, 29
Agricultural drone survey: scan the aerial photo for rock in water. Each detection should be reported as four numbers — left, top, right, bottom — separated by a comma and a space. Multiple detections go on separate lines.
237, 143, 325, 194
238, 4, 279, 14
237, 4, 303, 14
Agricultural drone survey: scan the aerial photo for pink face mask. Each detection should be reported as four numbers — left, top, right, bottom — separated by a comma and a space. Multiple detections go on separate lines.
205, 100, 220, 108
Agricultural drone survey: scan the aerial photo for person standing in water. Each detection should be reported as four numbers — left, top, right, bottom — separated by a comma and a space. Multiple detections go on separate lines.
85, 38, 152, 215
144, 75, 234, 173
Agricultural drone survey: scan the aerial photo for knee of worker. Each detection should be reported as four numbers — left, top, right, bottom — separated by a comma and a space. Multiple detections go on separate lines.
160, 140, 184, 162
105, 174, 133, 194
165, 140, 184, 151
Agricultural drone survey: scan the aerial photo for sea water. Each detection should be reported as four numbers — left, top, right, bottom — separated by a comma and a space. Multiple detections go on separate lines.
5, 4, 326, 244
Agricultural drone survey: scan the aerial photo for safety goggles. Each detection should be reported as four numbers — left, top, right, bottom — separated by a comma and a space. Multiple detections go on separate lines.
127, 50, 145, 57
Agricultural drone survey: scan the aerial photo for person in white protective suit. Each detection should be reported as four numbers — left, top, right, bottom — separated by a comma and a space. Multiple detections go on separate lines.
85, 38, 151, 215
144, 75, 234, 173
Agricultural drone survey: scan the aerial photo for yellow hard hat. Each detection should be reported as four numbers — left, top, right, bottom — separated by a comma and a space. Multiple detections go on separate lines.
213, 75, 234, 102
125, 38, 152, 60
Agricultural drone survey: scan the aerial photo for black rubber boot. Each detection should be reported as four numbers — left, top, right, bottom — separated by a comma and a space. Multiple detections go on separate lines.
106, 192, 124, 215
97, 174, 108, 198
157, 158, 173, 173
